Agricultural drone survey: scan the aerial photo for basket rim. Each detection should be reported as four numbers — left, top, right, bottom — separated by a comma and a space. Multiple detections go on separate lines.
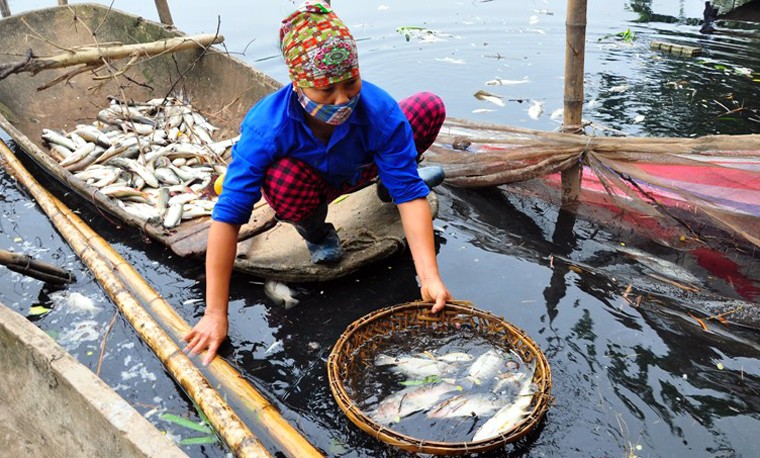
327, 300, 553, 455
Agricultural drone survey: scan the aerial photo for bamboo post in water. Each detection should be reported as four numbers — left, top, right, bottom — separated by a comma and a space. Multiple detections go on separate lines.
561, 0, 588, 205
0, 142, 273, 458
0, 0, 10, 18
155, 0, 175, 26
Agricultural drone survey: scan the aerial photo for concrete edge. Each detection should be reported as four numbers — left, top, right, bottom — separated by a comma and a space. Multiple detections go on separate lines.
0, 302, 188, 458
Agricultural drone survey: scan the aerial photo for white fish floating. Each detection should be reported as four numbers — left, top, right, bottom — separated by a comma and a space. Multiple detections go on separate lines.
264, 279, 299, 309
609, 84, 629, 93
485, 77, 530, 86
474, 90, 505, 107
528, 100, 544, 120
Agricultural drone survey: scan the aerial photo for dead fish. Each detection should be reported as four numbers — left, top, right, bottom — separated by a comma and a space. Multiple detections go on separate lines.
485, 77, 530, 86
375, 353, 457, 379
616, 245, 701, 284
434, 351, 475, 363
467, 349, 506, 385
264, 279, 299, 309
370, 382, 461, 425
427, 393, 505, 419
474, 90, 505, 107
528, 100, 544, 120
473, 374, 535, 441
42, 128, 77, 151
163, 203, 184, 228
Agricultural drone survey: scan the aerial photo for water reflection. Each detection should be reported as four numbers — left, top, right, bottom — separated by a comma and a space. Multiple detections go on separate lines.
439, 185, 760, 457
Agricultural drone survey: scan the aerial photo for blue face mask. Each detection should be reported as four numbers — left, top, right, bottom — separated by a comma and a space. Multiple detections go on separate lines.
295, 87, 360, 125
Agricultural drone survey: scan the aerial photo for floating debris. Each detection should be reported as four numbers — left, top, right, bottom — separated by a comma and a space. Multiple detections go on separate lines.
49, 290, 104, 316
396, 26, 454, 43
435, 57, 465, 65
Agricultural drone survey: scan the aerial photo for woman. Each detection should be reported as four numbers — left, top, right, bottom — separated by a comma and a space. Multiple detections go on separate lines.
184, 0, 451, 365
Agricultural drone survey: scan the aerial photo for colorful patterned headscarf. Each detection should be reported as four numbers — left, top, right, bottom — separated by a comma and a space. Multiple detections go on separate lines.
279, 0, 360, 88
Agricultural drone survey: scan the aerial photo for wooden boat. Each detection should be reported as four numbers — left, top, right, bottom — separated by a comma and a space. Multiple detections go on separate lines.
0, 3, 435, 282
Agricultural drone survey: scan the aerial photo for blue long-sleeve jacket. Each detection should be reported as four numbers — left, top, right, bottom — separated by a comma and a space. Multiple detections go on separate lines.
211, 80, 429, 225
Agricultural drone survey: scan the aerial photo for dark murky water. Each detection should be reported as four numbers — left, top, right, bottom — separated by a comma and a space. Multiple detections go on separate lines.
2, 0, 760, 457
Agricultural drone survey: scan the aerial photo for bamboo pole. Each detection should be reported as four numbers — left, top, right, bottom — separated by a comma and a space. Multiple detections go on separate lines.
0, 143, 324, 457
58, 203, 324, 457
0, 248, 75, 284
0, 0, 10, 18
154, 0, 174, 26
0, 34, 223, 80
560, 0, 588, 205
0, 143, 272, 458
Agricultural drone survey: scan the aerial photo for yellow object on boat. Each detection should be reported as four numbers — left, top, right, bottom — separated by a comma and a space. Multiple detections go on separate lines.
214, 174, 225, 196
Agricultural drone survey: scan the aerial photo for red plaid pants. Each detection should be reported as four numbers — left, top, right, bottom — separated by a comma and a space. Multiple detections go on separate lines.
262, 92, 445, 223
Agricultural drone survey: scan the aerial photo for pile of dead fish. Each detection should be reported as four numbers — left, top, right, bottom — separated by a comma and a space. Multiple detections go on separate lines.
41, 96, 239, 228
366, 346, 537, 442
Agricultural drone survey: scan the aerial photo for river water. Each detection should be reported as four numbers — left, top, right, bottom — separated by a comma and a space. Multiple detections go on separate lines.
2, 0, 760, 457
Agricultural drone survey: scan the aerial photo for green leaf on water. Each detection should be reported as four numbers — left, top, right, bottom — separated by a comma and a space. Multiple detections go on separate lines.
179, 435, 218, 446
159, 413, 212, 434
28, 306, 51, 316
399, 374, 441, 386
714, 64, 728, 71
329, 438, 349, 455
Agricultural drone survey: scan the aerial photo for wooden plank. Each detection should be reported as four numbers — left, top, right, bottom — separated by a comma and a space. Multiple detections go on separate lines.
650, 40, 702, 57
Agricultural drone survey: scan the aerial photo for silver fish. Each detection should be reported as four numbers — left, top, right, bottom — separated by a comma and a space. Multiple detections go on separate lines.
370, 382, 460, 425
472, 375, 535, 441
375, 354, 457, 379
42, 128, 77, 151
528, 100, 544, 120
474, 90, 505, 107
435, 351, 475, 363
427, 393, 505, 419
59, 142, 96, 168
264, 279, 299, 309
467, 349, 506, 385
163, 203, 184, 228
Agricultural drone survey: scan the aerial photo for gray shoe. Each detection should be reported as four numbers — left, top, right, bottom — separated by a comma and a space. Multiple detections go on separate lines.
376, 165, 445, 202
304, 225, 343, 264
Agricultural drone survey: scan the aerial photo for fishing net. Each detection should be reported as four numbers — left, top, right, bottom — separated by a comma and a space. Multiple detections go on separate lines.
425, 118, 760, 251
327, 300, 552, 455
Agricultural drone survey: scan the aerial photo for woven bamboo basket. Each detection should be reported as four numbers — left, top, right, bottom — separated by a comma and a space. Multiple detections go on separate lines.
327, 300, 552, 455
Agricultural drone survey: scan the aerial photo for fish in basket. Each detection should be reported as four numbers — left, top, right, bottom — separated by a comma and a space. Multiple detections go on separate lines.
327, 300, 552, 455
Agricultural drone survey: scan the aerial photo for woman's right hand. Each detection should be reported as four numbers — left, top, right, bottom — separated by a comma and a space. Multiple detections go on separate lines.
183, 311, 228, 366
